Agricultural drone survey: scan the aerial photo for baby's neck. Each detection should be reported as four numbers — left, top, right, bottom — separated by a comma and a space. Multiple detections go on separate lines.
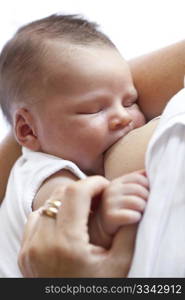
84, 165, 105, 177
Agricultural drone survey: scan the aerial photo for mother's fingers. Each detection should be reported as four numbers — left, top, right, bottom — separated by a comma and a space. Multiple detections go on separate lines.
56, 176, 109, 233
18, 209, 43, 276
18, 176, 110, 277
20, 210, 41, 245
21, 176, 109, 247
19, 204, 60, 262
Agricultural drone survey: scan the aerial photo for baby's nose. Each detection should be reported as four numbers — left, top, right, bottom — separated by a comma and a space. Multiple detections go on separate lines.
109, 113, 132, 130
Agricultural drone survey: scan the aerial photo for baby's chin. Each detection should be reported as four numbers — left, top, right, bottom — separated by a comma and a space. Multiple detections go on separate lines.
83, 157, 105, 176
103, 140, 118, 165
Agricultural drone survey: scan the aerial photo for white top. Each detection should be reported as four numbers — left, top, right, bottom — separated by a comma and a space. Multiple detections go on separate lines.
0, 148, 86, 277
129, 88, 185, 277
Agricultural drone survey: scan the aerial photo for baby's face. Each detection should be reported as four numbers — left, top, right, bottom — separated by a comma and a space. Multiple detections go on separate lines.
33, 44, 145, 175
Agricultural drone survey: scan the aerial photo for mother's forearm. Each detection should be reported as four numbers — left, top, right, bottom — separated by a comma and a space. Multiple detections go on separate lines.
129, 40, 185, 120
0, 132, 21, 202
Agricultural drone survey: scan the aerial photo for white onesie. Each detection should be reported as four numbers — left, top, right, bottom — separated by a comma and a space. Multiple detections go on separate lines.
0, 148, 86, 277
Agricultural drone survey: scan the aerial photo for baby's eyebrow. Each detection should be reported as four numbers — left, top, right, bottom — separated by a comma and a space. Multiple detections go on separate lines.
77, 93, 111, 104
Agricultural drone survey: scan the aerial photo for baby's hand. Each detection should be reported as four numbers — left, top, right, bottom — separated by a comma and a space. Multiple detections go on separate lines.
89, 170, 149, 248
100, 170, 149, 236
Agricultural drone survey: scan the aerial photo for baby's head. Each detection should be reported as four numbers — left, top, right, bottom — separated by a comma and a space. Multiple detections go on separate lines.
0, 14, 145, 175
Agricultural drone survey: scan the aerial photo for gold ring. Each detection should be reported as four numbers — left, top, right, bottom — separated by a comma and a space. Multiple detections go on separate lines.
47, 199, 62, 209
42, 199, 62, 218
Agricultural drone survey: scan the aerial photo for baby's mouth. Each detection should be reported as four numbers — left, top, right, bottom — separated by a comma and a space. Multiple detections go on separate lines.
104, 121, 135, 153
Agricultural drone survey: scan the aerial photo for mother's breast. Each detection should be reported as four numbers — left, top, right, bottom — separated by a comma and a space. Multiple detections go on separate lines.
104, 118, 159, 180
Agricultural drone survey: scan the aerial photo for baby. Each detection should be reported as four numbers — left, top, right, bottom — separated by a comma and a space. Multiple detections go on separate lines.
0, 14, 149, 276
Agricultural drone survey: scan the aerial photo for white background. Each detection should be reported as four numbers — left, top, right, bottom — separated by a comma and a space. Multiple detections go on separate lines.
0, 0, 184, 141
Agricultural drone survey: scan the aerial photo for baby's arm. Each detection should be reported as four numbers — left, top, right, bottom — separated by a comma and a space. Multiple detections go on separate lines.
33, 170, 78, 210
89, 170, 149, 249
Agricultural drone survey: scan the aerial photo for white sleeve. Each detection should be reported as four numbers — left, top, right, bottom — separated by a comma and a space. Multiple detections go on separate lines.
128, 88, 185, 277
10, 148, 87, 216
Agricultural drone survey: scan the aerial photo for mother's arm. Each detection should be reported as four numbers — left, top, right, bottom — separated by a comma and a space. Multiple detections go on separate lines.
0, 132, 21, 202
129, 40, 185, 120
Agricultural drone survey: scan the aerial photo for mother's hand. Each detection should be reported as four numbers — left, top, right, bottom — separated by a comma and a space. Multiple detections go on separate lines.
18, 176, 136, 277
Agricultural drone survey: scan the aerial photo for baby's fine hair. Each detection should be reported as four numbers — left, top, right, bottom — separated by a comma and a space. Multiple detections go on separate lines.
0, 14, 116, 123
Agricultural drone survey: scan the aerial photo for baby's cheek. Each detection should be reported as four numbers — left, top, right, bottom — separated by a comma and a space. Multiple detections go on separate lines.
132, 110, 146, 128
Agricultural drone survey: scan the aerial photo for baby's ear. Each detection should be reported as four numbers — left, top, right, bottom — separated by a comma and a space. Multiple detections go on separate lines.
13, 108, 41, 151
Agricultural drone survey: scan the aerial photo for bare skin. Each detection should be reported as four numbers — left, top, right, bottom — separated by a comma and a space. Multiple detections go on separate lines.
0, 132, 21, 202
18, 176, 137, 277
0, 39, 185, 277
130, 40, 185, 120
1, 40, 185, 202
105, 118, 159, 179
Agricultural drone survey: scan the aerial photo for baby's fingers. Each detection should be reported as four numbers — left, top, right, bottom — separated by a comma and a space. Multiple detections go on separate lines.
121, 183, 149, 200
120, 195, 147, 212
114, 171, 149, 188
105, 209, 141, 235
